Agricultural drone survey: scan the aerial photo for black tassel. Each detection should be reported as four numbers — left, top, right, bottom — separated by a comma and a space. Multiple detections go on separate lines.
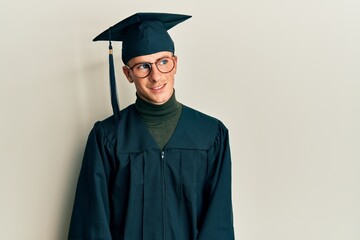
108, 29, 120, 121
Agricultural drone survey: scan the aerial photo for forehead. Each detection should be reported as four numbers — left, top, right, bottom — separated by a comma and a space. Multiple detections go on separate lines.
127, 51, 173, 65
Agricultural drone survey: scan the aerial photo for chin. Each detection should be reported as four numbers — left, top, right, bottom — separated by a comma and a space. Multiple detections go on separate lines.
151, 96, 170, 105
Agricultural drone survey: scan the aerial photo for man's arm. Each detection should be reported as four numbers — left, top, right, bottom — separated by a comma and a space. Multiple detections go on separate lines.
68, 123, 113, 240
198, 123, 235, 240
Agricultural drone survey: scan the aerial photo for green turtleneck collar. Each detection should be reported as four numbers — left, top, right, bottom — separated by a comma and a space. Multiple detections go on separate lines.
135, 90, 182, 149
135, 90, 182, 123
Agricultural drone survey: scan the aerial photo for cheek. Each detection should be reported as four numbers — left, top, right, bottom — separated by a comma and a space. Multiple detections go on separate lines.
133, 80, 147, 91
168, 73, 176, 84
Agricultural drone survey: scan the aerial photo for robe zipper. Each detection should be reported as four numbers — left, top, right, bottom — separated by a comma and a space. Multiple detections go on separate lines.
161, 151, 167, 240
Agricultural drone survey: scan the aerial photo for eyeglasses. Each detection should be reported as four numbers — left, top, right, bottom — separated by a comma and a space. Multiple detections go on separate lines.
126, 56, 176, 78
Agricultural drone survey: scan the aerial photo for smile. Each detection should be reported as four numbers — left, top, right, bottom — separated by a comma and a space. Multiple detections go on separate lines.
150, 84, 166, 90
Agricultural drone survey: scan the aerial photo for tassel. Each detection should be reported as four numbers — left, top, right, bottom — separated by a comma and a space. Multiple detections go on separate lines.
108, 29, 120, 121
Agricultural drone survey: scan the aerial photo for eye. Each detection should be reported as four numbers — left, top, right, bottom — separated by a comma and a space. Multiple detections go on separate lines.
135, 63, 150, 71
158, 58, 169, 65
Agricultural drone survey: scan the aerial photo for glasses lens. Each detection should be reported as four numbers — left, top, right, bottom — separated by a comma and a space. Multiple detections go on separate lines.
156, 57, 175, 74
130, 57, 175, 78
132, 63, 151, 78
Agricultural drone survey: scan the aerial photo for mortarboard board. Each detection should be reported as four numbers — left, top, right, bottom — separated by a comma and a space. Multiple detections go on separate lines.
93, 12, 191, 121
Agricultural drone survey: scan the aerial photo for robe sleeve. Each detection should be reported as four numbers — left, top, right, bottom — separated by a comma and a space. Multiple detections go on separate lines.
68, 122, 114, 240
198, 122, 235, 240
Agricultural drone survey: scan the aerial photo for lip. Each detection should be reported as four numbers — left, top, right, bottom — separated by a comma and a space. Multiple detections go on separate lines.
149, 84, 166, 91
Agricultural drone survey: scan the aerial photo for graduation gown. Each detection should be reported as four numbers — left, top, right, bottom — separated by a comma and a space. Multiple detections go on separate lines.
68, 104, 234, 240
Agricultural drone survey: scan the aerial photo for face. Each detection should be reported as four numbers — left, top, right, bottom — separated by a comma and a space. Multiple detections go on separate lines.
122, 51, 177, 105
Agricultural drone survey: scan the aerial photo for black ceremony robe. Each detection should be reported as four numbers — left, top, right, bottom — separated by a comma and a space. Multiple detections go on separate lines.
68, 104, 234, 240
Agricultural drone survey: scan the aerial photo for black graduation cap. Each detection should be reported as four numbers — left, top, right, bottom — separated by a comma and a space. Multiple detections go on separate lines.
93, 12, 191, 121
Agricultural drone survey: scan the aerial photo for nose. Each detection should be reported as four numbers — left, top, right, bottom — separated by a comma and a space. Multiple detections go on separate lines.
148, 63, 162, 82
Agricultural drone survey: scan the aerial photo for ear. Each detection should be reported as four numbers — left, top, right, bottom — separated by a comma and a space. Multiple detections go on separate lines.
173, 55, 178, 74
122, 66, 134, 83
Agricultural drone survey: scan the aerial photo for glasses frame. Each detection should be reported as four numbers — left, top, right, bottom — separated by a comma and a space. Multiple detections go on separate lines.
125, 55, 176, 78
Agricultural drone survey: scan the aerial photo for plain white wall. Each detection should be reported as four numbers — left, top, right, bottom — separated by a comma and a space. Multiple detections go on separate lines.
1, 0, 359, 239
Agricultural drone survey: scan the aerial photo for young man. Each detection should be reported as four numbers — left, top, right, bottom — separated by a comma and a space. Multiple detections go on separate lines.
68, 12, 234, 240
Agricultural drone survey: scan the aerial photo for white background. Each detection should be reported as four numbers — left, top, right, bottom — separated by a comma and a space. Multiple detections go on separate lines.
1, 0, 359, 239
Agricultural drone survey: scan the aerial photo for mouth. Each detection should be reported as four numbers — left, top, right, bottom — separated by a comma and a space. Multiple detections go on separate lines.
149, 84, 166, 91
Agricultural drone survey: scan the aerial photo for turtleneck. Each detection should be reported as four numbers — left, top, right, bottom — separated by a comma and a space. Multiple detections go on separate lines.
135, 90, 182, 149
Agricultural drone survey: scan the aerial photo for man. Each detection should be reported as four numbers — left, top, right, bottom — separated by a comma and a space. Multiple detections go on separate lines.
68, 12, 234, 240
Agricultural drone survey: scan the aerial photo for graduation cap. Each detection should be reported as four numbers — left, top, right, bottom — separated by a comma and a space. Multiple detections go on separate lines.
93, 12, 192, 121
